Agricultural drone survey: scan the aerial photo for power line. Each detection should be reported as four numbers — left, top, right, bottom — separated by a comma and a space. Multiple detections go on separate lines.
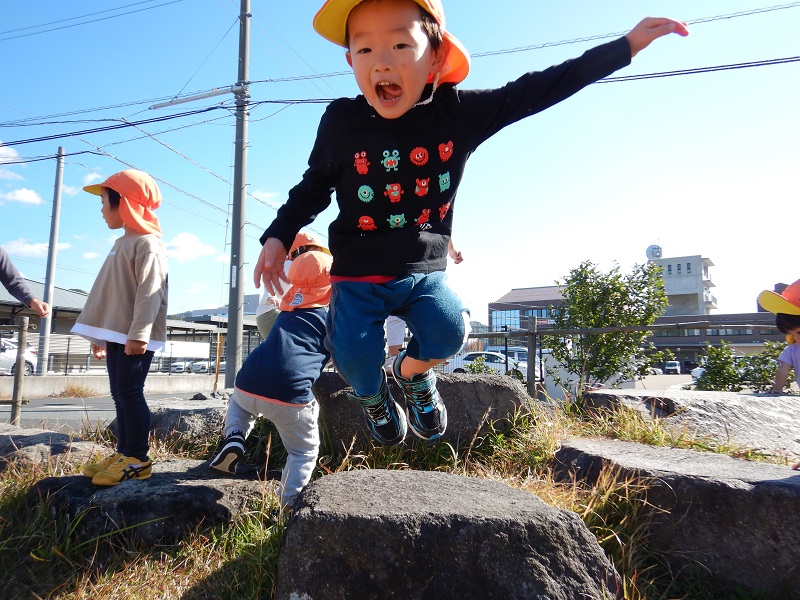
0, 0, 190, 42
0, 106, 226, 147
598, 56, 800, 83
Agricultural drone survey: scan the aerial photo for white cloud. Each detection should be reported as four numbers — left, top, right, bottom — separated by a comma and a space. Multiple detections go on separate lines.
0, 188, 43, 205
164, 232, 217, 263
0, 169, 23, 181
62, 185, 80, 196
185, 282, 208, 295
83, 252, 99, 259
2, 238, 71, 258
83, 173, 102, 185
251, 189, 279, 201
215, 253, 230, 263
0, 144, 20, 165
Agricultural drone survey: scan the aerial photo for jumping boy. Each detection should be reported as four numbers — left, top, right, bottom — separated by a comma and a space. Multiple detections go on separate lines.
254, 0, 689, 446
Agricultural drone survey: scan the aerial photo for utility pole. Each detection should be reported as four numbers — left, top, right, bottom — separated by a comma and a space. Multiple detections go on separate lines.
225, 0, 251, 387
37, 146, 64, 376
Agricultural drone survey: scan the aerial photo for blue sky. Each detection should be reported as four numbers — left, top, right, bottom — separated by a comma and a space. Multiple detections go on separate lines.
1, 0, 798, 323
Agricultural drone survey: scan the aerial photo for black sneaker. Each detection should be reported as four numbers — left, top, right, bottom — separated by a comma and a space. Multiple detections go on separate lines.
350, 375, 407, 446
392, 350, 447, 441
209, 431, 246, 475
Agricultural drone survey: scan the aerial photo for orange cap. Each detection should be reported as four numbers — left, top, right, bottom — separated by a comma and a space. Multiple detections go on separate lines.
280, 250, 333, 311
313, 0, 470, 85
83, 170, 162, 237
288, 231, 331, 260
758, 280, 800, 316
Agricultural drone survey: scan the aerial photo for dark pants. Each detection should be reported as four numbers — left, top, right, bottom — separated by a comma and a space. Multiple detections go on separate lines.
106, 342, 153, 461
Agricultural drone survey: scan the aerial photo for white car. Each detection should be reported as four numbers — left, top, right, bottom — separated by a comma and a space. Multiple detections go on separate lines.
690, 366, 705, 381
664, 360, 681, 375
170, 360, 193, 373
0, 339, 37, 375
442, 351, 527, 380
191, 360, 212, 373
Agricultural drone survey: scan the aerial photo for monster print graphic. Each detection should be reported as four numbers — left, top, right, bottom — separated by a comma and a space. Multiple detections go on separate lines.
387, 214, 407, 229
438, 172, 451, 193
358, 215, 377, 231
409, 146, 429, 166
384, 183, 404, 203
381, 150, 400, 172
438, 141, 453, 162
415, 208, 432, 230
354, 151, 370, 175
414, 177, 430, 197
439, 202, 451, 221
358, 185, 374, 203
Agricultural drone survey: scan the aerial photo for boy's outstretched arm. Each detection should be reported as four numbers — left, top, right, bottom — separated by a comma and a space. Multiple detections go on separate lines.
254, 237, 289, 296
626, 17, 689, 57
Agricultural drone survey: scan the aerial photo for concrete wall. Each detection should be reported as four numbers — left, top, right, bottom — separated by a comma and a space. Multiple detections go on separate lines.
0, 373, 220, 400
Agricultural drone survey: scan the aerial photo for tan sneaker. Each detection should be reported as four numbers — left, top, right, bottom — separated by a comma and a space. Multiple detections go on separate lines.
92, 455, 152, 486
83, 451, 122, 478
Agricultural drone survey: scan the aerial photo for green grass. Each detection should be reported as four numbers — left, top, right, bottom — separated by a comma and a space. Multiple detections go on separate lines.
0, 397, 789, 599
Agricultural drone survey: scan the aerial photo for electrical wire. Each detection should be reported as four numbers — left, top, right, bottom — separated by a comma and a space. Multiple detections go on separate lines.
0, 0, 190, 42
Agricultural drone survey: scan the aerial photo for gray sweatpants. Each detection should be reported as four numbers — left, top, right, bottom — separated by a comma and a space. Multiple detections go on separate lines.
225, 388, 320, 507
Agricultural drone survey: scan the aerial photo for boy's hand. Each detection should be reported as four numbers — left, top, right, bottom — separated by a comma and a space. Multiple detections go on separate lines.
125, 340, 148, 355
627, 17, 689, 57
91, 344, 107, 360
254, 237, 290, 296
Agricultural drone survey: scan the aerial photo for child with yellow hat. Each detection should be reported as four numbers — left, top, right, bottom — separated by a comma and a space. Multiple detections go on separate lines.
758, 280, 800, 468
210, 233, 332, 509
254, 0, 689, 447
74, 169, 168, 486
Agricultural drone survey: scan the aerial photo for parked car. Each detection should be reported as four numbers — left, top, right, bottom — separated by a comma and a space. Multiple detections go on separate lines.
442, 351, 527, 380
170, 360, 193, 373
0, 339, 37, 375
690, 366, 705, 381
648, 367, 664, 375
191, 360, 212, 374
664, 360, 681, 375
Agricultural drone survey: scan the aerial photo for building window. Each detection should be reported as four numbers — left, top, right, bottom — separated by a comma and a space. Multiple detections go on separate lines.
677, 263, 681, 274
667, 264, 672, 275
687, 262, 691, 273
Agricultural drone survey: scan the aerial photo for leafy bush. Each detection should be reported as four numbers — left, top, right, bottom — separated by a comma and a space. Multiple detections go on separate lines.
695, 340, 791, 393
740, 340, 790, 392
694, 342, 743, 392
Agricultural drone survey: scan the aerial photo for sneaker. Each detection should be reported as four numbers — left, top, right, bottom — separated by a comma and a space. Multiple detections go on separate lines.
350, 375, 407, 446
392, 350, 447, 441
209, 431, 246, 475
92, 455, 152, 486
83, 451, 122, 478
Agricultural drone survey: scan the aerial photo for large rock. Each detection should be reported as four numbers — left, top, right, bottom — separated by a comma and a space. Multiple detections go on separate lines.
275, 470, 619, 600
313, 371, 532, 452
108, 395, 229, 440
0, 424, 105, 469
26, 458, 269, 546
553, 437, 800, 597
583, 388, 800, 461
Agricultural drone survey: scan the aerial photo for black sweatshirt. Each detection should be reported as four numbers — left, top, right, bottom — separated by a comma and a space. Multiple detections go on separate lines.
261, 37, 631, 278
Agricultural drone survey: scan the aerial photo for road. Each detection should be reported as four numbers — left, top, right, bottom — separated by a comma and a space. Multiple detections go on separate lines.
0, 392, 200, 433
1, 374, 694, 433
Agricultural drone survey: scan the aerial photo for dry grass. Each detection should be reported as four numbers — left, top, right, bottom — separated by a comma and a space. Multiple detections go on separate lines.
0, 397, 781, 599
50, 384, 102, 399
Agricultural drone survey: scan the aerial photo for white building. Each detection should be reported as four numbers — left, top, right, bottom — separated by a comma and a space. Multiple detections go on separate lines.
651, 253, 717, 316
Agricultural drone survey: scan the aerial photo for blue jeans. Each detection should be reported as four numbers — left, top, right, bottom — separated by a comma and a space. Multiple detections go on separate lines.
106, 342, 154, 461
326, 271, 470, 396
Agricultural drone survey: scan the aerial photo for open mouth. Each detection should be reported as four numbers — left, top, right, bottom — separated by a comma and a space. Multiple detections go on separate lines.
376, 81, 402, 103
